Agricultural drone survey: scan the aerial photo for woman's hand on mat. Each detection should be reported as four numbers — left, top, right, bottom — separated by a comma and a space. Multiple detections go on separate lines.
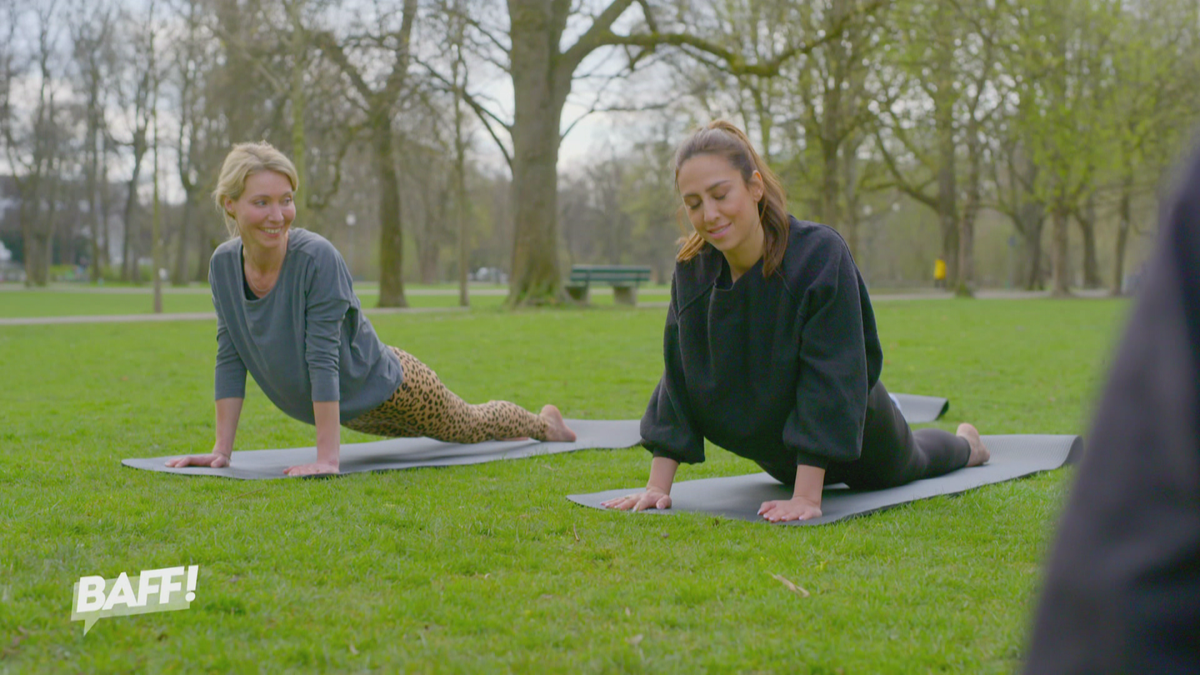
758, 497, 822, 523
284, 461, 340, 477
166, 452, 230, 469
600, 487, 672, 511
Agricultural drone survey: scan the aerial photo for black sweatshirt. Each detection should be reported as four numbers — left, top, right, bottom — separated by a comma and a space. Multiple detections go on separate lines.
641, 217, 883, 470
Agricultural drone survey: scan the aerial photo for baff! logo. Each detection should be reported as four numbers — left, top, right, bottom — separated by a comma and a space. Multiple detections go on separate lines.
70, 565, 199, 635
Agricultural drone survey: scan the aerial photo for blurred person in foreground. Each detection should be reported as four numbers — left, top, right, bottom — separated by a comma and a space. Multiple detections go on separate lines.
1024, 145, 1200, 672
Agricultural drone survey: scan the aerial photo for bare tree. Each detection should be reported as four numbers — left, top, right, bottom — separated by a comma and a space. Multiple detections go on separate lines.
113, 4, 161, 282
2, 0, 66, 286
430, 0, 867, 305
312, 0, 419, 307
69, 0, 116, 281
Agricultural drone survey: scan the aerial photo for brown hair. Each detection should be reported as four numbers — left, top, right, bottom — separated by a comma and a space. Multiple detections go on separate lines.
674, 120, 789, 276
213, 141, 300, 238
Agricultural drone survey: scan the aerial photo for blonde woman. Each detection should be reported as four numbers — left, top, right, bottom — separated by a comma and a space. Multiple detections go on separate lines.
168, 141, 575, 476
604, 121, 990, 521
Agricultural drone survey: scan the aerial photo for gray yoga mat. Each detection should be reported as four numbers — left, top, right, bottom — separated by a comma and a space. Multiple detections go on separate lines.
122, 393, 947, 480
890, 393, 949, 423
568, 434, 1082, 526
123, 419, 644, 480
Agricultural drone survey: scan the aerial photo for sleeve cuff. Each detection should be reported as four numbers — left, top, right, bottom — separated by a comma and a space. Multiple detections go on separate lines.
793, 450, 830, 471
647, 443, 702, 465
310, 374, 341, 402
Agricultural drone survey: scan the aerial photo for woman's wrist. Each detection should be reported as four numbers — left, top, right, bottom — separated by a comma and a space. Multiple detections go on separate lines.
792, 464, 826, 506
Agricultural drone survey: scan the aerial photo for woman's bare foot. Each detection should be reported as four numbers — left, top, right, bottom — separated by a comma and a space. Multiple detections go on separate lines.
540, 405, 577, 442
957, 423, 991, 466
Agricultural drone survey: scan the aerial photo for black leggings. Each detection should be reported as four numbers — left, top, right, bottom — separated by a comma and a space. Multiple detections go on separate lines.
759, 381, 971, 490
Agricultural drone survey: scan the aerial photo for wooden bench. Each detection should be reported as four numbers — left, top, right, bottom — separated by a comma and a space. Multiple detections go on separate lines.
566, 265, 652, 305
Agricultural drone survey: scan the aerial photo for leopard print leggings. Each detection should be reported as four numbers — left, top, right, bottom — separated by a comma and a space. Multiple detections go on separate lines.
342, 346, 550, 442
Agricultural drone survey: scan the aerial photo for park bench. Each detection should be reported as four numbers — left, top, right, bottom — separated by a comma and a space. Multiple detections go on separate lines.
566, 265, 652, 305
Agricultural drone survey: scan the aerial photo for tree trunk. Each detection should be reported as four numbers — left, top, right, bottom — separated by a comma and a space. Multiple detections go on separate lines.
194, 223, 215, 284
1050, 206, 1071, 297
41, 171, 61, 283
122, 147, 145, 282
20, 198, 39, 287
290, 23, 309, 230
820, 78, 841, 231
1017, 199, 1046, 291
86, 112, 102, 282
99, 142, 112, 273
1078, 192, 1101, 288
956, 122, 983, 298
1112, 176, 1133, 296
373, 117, 408, 307
453, 47, 469, 308
172, 192, 194, 285
841, 137, 861, 260
507, 1, 571, 306
935, 100, 959, 287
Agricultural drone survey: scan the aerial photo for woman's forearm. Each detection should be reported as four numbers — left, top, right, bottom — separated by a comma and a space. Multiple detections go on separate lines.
313, 400, 341, 466
793, 464, 826, 505
214, 398, 244, 456
647, 455, 679, 493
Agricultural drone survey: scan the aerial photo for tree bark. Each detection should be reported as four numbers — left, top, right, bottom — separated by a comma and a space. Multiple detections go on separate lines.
289, 1, 309, 230
1051, 206, 1071, 297
506, 0, 572, 305
373, 118, 408, 307
934, 90, 959, 287
820, 75, 841, 232
1017, 200, 1046, 291
1112, 173, 1133, 296
453, 34, 469, 308
315, 0, 417, 307
173, 194, 194, 285
956, 121, 983, 297
122, 126, 148, 283
1078, 192, 1101, 288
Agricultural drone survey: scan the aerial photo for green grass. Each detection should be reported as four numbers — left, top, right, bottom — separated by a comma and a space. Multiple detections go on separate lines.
0, 298, 1128, 672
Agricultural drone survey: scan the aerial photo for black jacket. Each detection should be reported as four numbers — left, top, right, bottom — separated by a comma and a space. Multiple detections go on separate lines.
1024, 146, 1200, 673
641, 217, 883, 470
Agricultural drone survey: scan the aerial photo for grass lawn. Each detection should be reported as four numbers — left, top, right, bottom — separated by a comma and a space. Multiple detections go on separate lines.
0, 298, 1127, 673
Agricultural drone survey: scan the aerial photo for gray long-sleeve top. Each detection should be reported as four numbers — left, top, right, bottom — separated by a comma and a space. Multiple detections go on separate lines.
209, 228, 403, 425
640, 217, 883, 470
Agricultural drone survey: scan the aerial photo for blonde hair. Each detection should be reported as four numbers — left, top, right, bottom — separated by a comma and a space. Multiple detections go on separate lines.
674, 120, 790, 277
212, 141, 300, 237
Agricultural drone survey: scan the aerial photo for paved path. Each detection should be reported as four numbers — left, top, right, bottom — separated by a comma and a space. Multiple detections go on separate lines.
0, 283, 516, 296
0, 288, 1118, 326
0, 306, 468, 326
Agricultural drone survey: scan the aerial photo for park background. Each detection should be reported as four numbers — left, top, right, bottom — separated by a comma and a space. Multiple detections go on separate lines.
2, 0, 1200, 672
1, 0, 1198, 303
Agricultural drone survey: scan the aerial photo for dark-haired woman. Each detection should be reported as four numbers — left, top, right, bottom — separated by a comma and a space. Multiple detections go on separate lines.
602, 121, 989, 522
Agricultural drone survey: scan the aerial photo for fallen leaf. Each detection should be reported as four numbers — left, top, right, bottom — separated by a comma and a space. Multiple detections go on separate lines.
349, 644, 359, 655
624, 607, 631, 617
660, 531, 669, 539
626, 634, 644, 646
770, 573, 810, 598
